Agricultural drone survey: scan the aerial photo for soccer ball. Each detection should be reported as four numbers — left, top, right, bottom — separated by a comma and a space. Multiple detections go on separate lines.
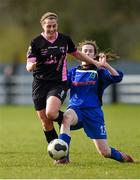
47, 139, 68, 160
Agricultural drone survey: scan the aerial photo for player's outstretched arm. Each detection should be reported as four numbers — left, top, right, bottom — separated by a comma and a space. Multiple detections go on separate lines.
99, 53, 119, 76
71, 50, 101, 68
104, 63, 119, 76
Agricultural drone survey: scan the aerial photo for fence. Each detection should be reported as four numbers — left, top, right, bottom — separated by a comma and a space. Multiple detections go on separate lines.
0, 75, 32, 104
118, 75, 140, 103
0, 74, 140, 105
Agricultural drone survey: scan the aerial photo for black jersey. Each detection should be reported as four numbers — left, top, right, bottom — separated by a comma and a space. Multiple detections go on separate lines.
27, 32, 77, 81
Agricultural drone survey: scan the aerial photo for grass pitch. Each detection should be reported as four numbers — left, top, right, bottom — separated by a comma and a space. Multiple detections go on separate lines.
0, 104, 140, 179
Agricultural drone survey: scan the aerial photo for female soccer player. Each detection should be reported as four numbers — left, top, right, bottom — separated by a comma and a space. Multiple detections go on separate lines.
26, 13, 101, 144
57, 40, 134, 164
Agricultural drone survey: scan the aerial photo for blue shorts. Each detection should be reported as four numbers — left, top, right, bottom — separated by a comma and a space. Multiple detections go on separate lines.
69, 106, 107, 139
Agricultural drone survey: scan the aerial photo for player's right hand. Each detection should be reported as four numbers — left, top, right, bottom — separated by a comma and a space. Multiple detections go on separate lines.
26, 62, 37, 72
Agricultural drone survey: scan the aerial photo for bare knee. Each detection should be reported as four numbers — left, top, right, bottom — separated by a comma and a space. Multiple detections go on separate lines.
46, 110, 58, 120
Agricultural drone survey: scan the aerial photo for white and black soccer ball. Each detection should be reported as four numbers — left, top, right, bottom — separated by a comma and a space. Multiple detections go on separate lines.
47, 139, 68, 160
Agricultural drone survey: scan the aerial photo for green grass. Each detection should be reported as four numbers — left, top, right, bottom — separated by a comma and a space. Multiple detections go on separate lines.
0, 104, 140, 178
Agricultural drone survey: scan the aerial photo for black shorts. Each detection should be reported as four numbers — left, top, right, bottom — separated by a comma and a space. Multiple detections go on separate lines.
32, 78, 68, 110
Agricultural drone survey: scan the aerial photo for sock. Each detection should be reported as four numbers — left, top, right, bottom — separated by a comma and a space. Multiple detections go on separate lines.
59, 133, 71, 160
53, 110, 64, 127
43, 128, 58, 143
58, 133, 71, 146
110, 147, 123, 162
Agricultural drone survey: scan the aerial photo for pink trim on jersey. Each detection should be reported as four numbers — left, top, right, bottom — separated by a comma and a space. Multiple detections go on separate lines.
27, 57, 37, 63
62, 57, 67, 81
41, 32, 58, 43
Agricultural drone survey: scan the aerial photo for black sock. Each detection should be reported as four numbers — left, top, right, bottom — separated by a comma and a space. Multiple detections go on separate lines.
43, 128, 58, 143
53, 110, 64, 127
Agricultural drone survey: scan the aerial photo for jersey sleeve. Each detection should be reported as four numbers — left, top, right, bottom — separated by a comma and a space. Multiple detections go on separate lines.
67, 68, 76, 88
67, 69, 73, 88
66, 36, 77, 53
26, 40, 37, 63
98, 68, 123, 88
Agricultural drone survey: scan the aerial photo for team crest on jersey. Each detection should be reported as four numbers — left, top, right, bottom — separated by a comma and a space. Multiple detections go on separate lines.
60, 46, 65, 53
90, 72, 96, 79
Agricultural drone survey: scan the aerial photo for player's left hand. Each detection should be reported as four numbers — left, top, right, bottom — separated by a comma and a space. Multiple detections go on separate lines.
99, 53, 108, 67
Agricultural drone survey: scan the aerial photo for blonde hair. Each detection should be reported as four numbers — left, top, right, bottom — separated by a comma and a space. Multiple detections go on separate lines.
78, 40, 119, 61
40, 12, 58, 23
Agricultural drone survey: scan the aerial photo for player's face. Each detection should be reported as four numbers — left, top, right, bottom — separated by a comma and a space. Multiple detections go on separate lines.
42, 18, 58, 38
81, 44, 96, 65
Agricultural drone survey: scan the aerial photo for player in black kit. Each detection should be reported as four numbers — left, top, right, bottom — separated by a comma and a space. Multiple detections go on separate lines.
26, 12, 101, 145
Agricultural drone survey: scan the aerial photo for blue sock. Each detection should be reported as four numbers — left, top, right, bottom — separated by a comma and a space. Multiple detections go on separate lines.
59, 133, 71, 160
58, 133, 71, 146
110, 147, 123, 162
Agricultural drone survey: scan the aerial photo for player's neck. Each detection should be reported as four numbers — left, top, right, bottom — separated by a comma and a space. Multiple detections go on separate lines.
80, 64, 96, 70
43, 32, 58, 40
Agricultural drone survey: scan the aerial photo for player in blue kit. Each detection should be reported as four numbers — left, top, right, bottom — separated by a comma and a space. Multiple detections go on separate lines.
57, 40, 134, 164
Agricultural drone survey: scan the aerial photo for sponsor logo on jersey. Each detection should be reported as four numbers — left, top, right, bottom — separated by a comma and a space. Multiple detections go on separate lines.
48, 46, 58, 49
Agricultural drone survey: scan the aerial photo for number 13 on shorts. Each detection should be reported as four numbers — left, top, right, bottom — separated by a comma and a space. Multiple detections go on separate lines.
100, 125, 106, 136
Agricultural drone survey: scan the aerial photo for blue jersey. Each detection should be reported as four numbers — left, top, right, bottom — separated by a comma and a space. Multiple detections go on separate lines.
67, 65, 123, 108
